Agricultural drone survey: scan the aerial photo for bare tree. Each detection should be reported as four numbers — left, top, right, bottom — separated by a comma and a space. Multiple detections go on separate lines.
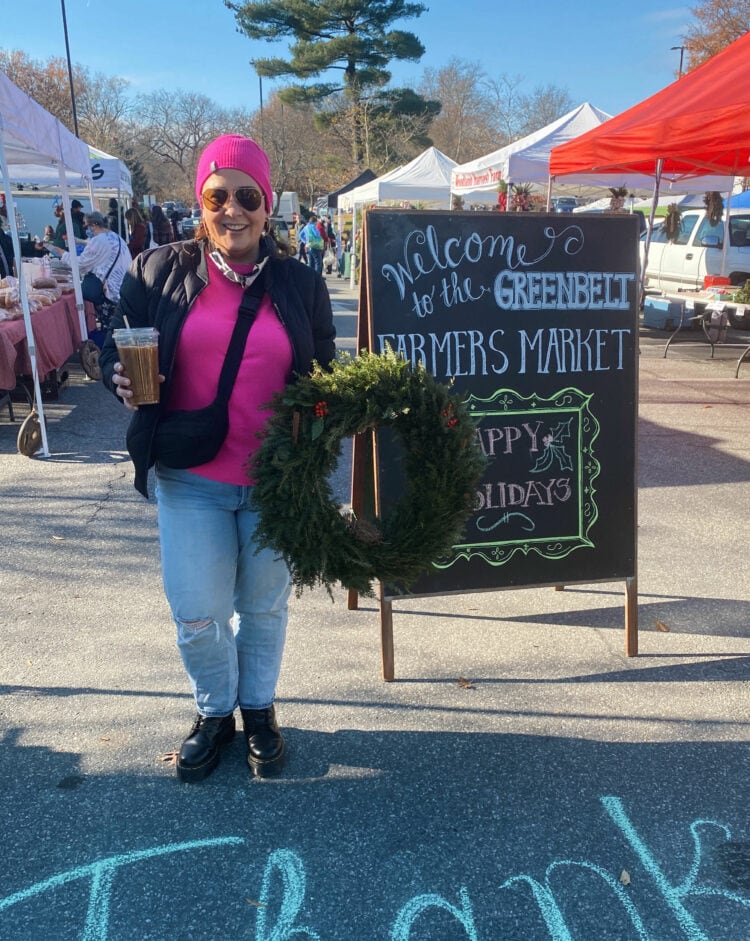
138, 90, 222, 175
135, 90, 253, 199
516, 84, 575, 138
256, 94, 339, 200
418, 58, 502, 162
0, 49, 82, 129
484, 74, 573, 143
77, 74, 132, 148
683, 0, 750, 69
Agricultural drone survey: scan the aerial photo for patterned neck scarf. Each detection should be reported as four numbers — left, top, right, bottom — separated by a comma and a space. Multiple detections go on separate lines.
208, 248, 268, 289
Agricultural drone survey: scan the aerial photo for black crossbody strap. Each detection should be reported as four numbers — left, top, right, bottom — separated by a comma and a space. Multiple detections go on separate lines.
103, 233, 122, 284
214, 276, 267, 404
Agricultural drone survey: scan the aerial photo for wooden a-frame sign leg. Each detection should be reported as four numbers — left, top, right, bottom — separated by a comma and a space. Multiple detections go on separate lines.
347, 242, 396, 680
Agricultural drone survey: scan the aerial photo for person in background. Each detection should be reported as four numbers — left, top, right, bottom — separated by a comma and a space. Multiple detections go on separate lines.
22, 237, 49, 259
320, 216, 335, 275
335, 228, 345, 278
288, 211, 299, 258
45, 210, 130, 305
107, 198, 127, 239
70, 200, 87, 241
150, 204, 174, 246
50, 199, 87, 250
100, 134, 335, 784
50, 204, 66, 249
0, 215, 15, 278
125, 206, 148, 259
296, 213, 308, 265
168, 207, 182, 241
301, 213, 324, 275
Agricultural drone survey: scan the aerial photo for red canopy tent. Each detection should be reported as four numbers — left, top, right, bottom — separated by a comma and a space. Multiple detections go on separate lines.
549, 30, 750, 182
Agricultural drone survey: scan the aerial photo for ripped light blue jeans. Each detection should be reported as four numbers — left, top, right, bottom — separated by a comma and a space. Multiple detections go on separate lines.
155, 466, 291, 717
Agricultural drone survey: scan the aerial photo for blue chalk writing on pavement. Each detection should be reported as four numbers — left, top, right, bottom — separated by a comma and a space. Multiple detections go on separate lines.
0, 837, 244, 941
256, 848, 322, 941
602, 795, 750, 941
0, 796, 748, 939
501, 859, 649, 941
390, 886, 478, 940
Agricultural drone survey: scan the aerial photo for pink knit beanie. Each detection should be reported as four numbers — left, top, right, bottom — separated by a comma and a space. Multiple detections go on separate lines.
194, 134, 273, 212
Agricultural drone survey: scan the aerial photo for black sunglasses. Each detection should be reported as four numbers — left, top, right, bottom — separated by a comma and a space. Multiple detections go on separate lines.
201, 187, 264, 212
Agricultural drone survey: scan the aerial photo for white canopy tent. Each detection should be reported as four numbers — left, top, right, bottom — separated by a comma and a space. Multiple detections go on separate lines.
88, 145, 132, 196
572, 192, 708, 214
632, 192, 707, 210
339, 146, 458, 210
452, 103, 617, 201
339, 146, 458, 288
8, 143, 131, 194
451, 101, 733, 204
0, 69, 91, 456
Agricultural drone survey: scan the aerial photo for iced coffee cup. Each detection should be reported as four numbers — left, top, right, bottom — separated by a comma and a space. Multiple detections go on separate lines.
113, 327, 160, 405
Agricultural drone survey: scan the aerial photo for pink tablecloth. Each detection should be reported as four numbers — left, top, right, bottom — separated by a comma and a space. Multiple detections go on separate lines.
0, 295, 96, 391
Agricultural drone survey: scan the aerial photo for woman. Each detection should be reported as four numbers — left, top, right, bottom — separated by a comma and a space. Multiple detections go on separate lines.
99, 135, 335, 783
125, 207, 148, 259
107, 198, 127, 239
150, 204, 174, 246
46, 210, 131, 305
0, 217, 14, 278
50, 199, 87, 250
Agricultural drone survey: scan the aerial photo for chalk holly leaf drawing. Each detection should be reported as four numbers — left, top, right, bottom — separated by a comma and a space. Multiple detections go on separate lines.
530, 418, 575, 473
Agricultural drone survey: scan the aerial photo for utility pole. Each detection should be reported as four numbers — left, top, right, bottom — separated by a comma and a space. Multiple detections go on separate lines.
671, 45, 686, 79
254, 66, 264, 148
60, 0, 79, 136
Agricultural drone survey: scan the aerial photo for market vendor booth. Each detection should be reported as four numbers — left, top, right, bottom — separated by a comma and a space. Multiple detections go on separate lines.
0, 68, 91, 455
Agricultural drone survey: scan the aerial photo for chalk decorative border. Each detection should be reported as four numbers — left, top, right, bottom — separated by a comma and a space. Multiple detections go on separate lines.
433, 387, 600, 569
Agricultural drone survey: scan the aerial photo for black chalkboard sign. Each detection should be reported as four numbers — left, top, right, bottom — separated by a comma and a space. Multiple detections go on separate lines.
360, 209, 639, 600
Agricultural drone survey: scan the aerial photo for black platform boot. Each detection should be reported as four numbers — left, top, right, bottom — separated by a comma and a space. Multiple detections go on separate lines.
176, 713, 236, 783
240, 705, 285, 778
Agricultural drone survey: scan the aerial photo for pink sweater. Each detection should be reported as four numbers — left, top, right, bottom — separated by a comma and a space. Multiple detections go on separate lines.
167, 254, 292, 484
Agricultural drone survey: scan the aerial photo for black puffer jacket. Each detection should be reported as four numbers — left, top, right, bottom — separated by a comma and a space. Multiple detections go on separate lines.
100, 237, 336, 497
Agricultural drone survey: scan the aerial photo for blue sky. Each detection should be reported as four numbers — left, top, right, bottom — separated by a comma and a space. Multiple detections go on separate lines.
2, 0, 693, 119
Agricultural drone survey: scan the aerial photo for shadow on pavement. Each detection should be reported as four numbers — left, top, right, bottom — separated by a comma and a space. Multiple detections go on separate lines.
0, 726, 748, 940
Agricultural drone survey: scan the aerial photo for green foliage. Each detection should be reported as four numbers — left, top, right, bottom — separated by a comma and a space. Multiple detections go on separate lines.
227, 0, 426, 93
250, 349, 486, 596
732, 279, 750, 304
226, 0, 432, 166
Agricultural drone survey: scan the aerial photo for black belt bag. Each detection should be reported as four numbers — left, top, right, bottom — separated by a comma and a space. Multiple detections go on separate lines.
152, 278, 266, 469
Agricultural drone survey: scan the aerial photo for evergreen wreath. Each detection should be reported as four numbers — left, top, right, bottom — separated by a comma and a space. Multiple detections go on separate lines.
250, 349, 486, 596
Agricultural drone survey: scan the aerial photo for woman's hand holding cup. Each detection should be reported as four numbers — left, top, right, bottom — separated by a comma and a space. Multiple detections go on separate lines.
113, 362, 138, 411
113, 359, 165, 411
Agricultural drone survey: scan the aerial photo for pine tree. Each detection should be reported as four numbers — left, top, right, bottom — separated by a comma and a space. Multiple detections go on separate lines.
225, 0, 434, 169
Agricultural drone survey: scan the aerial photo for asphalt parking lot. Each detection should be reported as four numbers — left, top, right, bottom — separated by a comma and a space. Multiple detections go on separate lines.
0, 280, 748, 940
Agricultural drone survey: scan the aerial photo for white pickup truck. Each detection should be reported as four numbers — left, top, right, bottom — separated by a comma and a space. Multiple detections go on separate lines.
642, 208, 750, 298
